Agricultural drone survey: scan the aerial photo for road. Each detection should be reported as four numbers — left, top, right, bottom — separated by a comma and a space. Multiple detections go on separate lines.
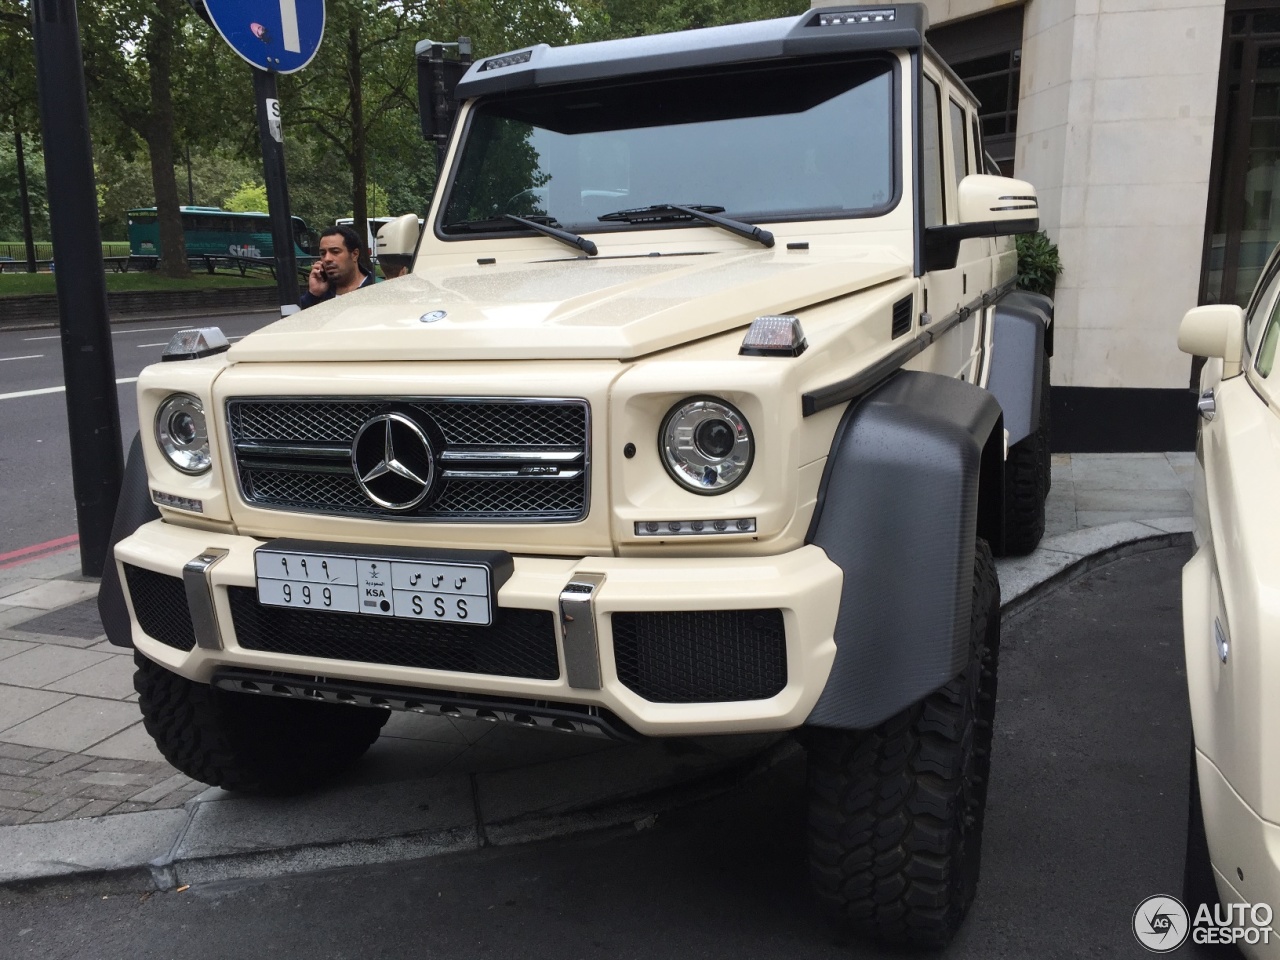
0, 313, 275, 559
0, 545, 1217, 959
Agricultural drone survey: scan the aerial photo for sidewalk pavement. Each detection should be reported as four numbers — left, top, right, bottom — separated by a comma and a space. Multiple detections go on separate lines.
0, 452, 1197, 889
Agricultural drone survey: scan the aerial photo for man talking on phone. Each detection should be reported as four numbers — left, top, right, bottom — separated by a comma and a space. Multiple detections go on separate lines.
299, 224, 375, 308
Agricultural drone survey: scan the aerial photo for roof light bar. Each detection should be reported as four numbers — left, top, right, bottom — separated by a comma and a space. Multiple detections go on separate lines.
818, 9, 896, 26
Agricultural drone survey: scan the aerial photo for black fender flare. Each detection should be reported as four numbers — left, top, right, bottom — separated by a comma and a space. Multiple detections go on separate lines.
97, 433, 160, 648
986, 301, 1047, 446
804, 371, 1004, 731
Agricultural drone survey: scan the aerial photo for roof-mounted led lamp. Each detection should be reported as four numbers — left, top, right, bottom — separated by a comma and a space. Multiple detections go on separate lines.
161, 327, 230, 362
818, 9, 896, 26
739, 315, 808, 357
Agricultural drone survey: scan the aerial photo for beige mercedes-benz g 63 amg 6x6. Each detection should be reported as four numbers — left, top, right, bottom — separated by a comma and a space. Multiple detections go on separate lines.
99, 5, 1053, 947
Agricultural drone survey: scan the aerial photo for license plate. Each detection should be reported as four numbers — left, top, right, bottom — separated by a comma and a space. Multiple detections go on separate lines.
254, 548, 493, 626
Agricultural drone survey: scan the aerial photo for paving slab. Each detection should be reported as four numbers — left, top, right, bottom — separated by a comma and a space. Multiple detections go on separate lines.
1074, 488, 1192, 513
0, 645, 112, 688
0, 696, 144, 753
0, 579, 42, 601
0, 638, 36, 662
0, 580, 99, 611
78, 722, 161, 764
0, 685, 70, 733
42, 655, 136, 700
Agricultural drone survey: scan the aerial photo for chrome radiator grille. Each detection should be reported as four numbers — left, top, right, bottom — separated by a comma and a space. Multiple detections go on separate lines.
226, 398, 589, 522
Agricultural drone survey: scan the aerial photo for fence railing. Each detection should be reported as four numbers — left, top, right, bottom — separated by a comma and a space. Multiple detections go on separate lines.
0, 242, 131, 261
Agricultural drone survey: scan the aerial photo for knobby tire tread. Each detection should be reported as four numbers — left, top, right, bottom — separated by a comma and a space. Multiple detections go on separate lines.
133, 652, 387, 795
806, 539, 1000, 948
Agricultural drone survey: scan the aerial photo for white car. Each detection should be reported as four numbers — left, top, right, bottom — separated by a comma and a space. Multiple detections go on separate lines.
1179, 243, 1280, 955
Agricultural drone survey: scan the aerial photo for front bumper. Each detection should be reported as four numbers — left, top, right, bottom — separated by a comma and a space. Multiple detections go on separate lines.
1198, 751, 1280, 958
114, 519, 843, 736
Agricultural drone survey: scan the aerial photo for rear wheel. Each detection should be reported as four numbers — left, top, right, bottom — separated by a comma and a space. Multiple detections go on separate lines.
805, 539, 1000, 948
134, 652, 388, 795
1000, 352, 1050, 556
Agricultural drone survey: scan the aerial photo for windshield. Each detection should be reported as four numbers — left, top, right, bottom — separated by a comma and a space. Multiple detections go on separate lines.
440, 57, 897, 235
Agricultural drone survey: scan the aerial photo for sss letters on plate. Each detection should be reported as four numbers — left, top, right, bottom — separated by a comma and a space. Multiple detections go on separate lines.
254, 549, 493, 625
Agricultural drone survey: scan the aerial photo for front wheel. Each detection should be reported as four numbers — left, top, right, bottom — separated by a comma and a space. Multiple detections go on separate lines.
805, 539, 1000, 948
134, 653, 388, 795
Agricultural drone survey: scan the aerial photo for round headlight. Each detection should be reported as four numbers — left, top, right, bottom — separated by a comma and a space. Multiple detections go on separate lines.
155, 394, 211, 474
659, 397, 753, 494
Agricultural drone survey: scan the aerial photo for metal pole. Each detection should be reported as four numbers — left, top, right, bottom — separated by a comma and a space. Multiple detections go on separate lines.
251, 68, 300, 314
30, 0, 123, 577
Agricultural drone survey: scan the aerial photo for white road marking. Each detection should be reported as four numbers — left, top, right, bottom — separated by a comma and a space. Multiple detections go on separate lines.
280, 0, 301, 52
0, 377, 139, 402
137, 342, 170, 348
0, 355, 43, 362
23, 324, 191, 342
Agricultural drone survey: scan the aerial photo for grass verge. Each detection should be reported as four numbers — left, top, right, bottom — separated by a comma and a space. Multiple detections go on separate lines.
0, 271, 275, 297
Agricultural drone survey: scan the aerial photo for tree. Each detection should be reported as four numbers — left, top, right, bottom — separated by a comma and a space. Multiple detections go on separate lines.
80, 0, 201, 277
1, 0, 42, 268
224, 181, 269, 213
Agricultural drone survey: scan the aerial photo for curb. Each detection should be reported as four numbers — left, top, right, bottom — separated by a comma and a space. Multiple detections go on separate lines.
0, 519, 1196, 894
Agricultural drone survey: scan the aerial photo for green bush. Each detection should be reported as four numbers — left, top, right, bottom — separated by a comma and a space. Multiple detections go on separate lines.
1015, 231, 1062, 296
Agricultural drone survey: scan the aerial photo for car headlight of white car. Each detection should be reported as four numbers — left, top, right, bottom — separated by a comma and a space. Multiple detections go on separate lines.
154, 393, 212, 475
659, 396, 754, 494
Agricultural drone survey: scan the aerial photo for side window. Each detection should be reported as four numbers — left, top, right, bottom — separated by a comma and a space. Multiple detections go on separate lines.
1247, 266, 1280, 356
949, 98, 969, 187
1258, 309, 1279, 378
921, 77, 945, 227
972, 115, 985, 174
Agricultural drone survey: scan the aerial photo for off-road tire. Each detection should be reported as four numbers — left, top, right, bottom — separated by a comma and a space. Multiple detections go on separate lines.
1000, 352, 1050, 556
805, 539, 1000, 948
134, 652, 388, 795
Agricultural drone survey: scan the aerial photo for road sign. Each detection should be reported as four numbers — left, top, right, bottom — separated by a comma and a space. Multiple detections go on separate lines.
204, 0, 325, 74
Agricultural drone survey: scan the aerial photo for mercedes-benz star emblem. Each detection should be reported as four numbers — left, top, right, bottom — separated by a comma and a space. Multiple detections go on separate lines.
350, 413, 435, 510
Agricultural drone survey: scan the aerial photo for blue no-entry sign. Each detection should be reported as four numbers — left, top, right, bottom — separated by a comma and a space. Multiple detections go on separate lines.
204, 0, 325, 74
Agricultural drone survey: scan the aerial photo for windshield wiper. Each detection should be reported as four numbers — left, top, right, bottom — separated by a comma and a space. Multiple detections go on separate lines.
444, 214, 597, 256
598, 204, 774, 249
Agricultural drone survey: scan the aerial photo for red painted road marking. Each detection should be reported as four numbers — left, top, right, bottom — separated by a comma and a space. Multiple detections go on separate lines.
0, 534, 80, 571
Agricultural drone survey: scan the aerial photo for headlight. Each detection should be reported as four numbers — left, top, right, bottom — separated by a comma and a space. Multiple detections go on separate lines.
659, 397, 753, 494
155, 394, 211, 475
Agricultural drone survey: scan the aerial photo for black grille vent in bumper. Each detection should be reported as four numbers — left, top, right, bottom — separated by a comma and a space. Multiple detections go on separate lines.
227, 587, 560, 680
123, 564, 196, 651
891, 294, 913, 339
611, 609, 787, 703
226, 398, 589, 522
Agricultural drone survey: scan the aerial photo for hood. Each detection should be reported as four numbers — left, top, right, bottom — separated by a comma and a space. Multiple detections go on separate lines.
228, 248, 910, 363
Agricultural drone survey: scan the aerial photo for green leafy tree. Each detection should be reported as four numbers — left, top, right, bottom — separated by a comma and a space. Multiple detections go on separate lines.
224, 181, 269, 213
0, 0, 45, 264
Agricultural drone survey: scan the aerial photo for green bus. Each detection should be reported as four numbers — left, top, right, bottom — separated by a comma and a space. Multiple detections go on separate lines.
127, 206, 317, 260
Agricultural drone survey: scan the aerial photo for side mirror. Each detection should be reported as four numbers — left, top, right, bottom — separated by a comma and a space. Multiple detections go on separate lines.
923, 175, 1039, 271
375, 214, 422, 258
1178, 304, 1245, 377
957, 175, 1039, 230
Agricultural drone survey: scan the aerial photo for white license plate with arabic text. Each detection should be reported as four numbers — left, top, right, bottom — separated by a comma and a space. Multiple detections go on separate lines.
254, 548, 492, 626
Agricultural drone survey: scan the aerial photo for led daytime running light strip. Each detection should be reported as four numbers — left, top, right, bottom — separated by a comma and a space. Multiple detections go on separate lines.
635, 518, 756, 537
